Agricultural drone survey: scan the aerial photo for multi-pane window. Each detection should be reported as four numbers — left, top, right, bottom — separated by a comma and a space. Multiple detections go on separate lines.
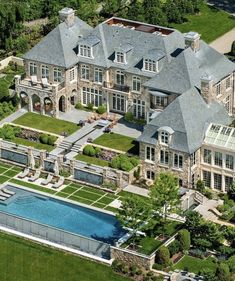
160, 150, 169, 165
226, 77, 231, 89
225, 95, 231, 112
133, 99, 145, 119
41, 65, 49, 79
132, 76, 141, 92
70, 68, 75, 81
216, 84, 221, 96
82, 87, 102, 107
146, 146, 155, 162
161, 131, 169, 144
79, 45, 92, 58
115, 52, 125, 63
156, 96, 167, 107
203, 149, 211, 164
53, 67, 62, 82
116, 70, 125, 85
190, 152, 196, 166
214, 151, 222, 167
214, 173, 222, 190
112, 93, 125, 112
226, 154, 234, 170
174, 154, 183, 169
94, 68, 103, 83
81, 65, 90, 80
146, 170, 155, 180
225, 176, 233, 191
29, 62, 37, 76
143, 59, 157, 72
192, 174, 195, 188
203, 170, 211, 188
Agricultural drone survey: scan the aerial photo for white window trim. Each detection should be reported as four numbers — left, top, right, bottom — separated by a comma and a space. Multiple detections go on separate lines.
78, 45, 93, 59
132, 76, 141, 93
142, 58, 158, 73
173, 153, 183, 170
69, 67, 76, 82
225, 76, 231, 91
216, 83, 221, 97
94, 67, 103, 84
114, 51, 127, 64
159, 131, 169, 145
81, 65, 90, 81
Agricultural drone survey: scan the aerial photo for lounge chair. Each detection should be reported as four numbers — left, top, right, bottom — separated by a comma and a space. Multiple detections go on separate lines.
52, 176, 64, 189
31, 75, 38, 86
18, 168, 30, 179
2, 188, 15, 196
41, 174, 53, 186
29, 170, 40, 182
0, 191, 11, 198
0, 195, 7, 201
41, 77, 49, 88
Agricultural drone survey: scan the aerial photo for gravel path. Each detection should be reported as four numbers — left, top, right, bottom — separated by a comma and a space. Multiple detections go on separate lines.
210, 27, 235, 54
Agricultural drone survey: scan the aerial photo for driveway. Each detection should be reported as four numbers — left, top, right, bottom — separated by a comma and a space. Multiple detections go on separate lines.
210, 27, 235, 53
207, 0, 235, 14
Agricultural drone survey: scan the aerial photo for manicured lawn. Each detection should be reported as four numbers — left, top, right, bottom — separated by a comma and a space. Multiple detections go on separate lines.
93, 133, 137, 153
139, 237, 162, 255
172, 3, 235, 42
0, 232, 131, 281
75, 153, 109, 167
14, 112, 79, 135
14, 137, 55, 151
172, 255, 217, 274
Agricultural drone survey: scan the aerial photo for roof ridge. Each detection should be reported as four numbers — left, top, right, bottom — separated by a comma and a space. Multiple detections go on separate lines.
58, 24, 68, 68
98, 24, 109, 68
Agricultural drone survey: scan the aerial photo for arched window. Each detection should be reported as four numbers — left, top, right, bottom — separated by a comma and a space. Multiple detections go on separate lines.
161, 131, 169, 144
116, 70, 125, 85
41, 65, 49, 79
132, 76, 141, 92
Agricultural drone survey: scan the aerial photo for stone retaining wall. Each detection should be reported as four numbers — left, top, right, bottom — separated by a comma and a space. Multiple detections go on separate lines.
0, 56, 23, 71
110, 246, 155, 270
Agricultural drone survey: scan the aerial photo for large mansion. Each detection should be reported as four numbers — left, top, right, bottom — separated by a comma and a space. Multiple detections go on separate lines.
15, 8, 235, 192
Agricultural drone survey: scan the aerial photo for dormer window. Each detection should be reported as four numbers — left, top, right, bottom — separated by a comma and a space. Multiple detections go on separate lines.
79, 45, 92, 58
143, 59, 158, 72
115, 52, 125, 64
161, 131, 169, 144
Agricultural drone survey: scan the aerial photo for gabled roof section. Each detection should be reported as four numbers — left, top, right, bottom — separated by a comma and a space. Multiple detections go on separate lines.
138, 87, 231, 153
23, 17, 92, 68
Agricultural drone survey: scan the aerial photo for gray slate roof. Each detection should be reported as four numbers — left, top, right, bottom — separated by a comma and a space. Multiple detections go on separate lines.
137, 87, 231, 154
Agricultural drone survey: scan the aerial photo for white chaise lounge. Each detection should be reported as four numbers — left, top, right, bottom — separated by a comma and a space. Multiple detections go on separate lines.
52, 176, 64, 189
18, 168, 30, 179
29, 170, 40, 182
41, 174, 53, 186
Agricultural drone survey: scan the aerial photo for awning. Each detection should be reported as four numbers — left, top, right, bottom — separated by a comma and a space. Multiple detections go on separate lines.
149, 90, 168, 97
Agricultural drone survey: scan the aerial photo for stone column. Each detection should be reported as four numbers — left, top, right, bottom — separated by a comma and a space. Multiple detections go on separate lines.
116, 171, 123, 188
70, 159, 75, 176
40, 98, 45, 115
28, 95, 33, 112
40, 150, 46, 169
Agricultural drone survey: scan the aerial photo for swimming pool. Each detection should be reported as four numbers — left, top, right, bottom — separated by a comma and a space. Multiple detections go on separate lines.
0, 185, 126, 245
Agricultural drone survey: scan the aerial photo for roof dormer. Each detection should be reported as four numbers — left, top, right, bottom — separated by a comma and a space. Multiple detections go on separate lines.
114, 43, 133, 64
77, 35, 100, 59
142, 49, 165, 73
158, 126, 174, 145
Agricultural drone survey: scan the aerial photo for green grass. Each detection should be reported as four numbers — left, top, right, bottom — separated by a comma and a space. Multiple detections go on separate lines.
14, 112, 79, 135
0, 167, 7, 174
172, 255, 217, 274
93, 133, 137, 153
172, 3, 235, 43
139, 237, 162, 255
75, 154, 109, 167
61, 185, 78, 194
97, 196, 115, 205
2, 169, 19, 177
0, 175, 10, 184
14, 137, 55, 152
69, 195, 93, 205
0, 232, 131, 281
73, 189, 101, 201
9, 178, 57, 194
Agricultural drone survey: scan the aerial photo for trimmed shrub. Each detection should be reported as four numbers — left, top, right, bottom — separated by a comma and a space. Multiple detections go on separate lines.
39, 134, 48, 144
156, 246, 170, 267
178, 229, 191, 251
227, 255, 235, 272
47, 135, 57, 146
124, 111, 134, 122
83, 144, 96, 157
120, 159, 133, 171
110, 156, 121, 169
168, 240, 181, 257
196, 180, 205, 193
75, 102, 83, 110
94, 146, 101, 156
152, 263, 164, 270
96, 105, 106, 114
130, 157, 140, 167
134, 166, 140, 179
87, 102, 94, 111
0, 124, 16, 140
216, 263, 231, 281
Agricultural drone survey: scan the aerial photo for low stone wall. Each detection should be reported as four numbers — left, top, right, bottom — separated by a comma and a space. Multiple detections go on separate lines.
110, 246, 155, 270
0, 56, 23, 71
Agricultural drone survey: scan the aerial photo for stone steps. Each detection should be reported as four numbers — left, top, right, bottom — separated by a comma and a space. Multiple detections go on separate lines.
71, 143, 82, 153
58, 140, 72, 150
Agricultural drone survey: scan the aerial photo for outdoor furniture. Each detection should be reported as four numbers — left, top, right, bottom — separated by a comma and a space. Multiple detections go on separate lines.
2, 188, 15, 196
0, 191, 11, 198
41, 174, 53, 185
78, 120, 85, 127
98, 119, 109, 127
41, 78, 49, 88
18, 168, 30, 179
29, 170, 41, 182
0, 196, 7, 201
104, 127, 111, 133
52, 176, 64, 189
31, 75, 38, 86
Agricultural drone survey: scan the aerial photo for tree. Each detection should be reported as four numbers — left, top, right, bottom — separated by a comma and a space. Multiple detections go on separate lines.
156, 246, 170, 267
227, 255, 235, 273
117, 195, 150, 245
150, 173, 180, 227
231, 41, 235, 56
196, 179, 205, 193
216, 263, 231, 281
228, 182, 235, 200
178, 229, 190, 252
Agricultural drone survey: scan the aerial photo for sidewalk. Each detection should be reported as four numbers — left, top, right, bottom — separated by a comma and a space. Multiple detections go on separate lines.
0, 108, 27, 126
210, 27, 235, 54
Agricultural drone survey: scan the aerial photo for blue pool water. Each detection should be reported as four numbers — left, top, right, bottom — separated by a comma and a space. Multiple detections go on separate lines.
0, 185, 126, 245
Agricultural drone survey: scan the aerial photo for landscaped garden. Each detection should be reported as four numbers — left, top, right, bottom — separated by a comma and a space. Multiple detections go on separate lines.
172, 3, 235, 43
0, 124, 57, 151
13, 112, 79, 135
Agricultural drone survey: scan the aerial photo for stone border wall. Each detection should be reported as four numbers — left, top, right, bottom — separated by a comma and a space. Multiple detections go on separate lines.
110, 246, 155, 270
0, 56, 23, 71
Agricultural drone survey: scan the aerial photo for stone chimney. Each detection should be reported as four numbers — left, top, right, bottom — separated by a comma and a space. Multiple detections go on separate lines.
184, 31, 200, 52
59, 8, 75, 27
201, 74, 213, 103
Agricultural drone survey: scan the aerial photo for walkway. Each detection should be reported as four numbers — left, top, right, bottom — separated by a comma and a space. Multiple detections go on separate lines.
0, 108, 27, 126
210, 27, 235, 54
123, 185, 149, 197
